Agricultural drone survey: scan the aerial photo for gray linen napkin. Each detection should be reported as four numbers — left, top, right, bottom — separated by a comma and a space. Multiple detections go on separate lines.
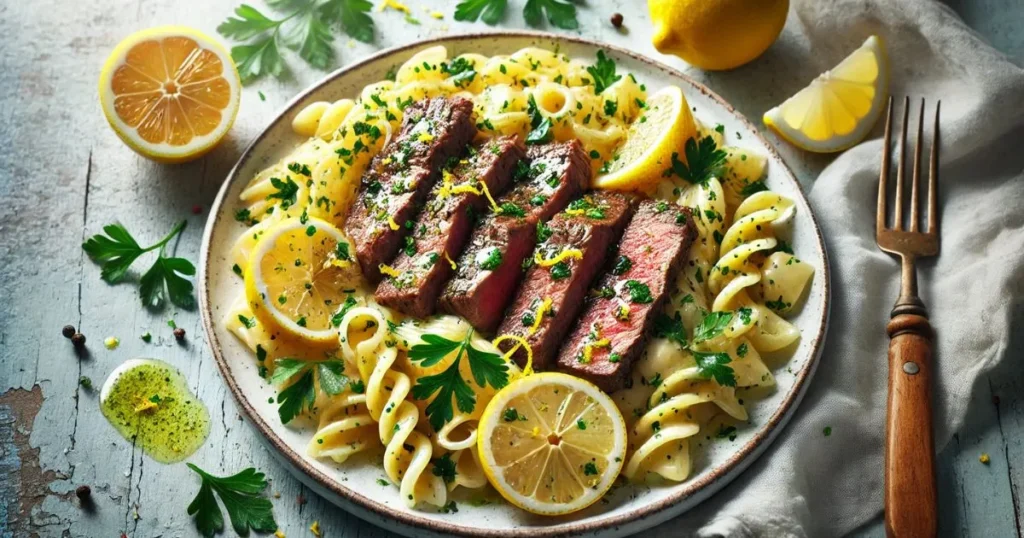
633, 0, 1024, 536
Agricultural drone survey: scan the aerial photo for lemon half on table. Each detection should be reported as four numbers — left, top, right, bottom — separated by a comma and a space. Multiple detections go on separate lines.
764, 35, 888, 153
99, 26, 241, 163
244, 218, 360, 345
594, 85, 697, 193
477, 372, 627, 516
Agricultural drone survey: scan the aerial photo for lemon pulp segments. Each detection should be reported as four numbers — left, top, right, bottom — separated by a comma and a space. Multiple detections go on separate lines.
245, 218, 356, 342
595, 86, 696, 193
478, 373, 626, 515
764, 35, 887, 152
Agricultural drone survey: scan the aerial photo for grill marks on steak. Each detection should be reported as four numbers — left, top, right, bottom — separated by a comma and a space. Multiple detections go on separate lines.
440, 140, 591, 333
345, 97, 475, 283
557, 201, 698, 392
374, 136, 526, 318
497, 192, 635, 370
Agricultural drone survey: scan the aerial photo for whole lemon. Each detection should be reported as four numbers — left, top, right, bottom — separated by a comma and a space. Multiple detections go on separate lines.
649, 0, 789, 71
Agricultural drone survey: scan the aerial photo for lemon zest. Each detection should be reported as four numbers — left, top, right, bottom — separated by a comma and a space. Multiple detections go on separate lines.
477, 180, 500, 212
443, 251, 457, 270
582, 338, 611, 364
134, 399, 158, 414
450, 183, 481, 196
565, 208, 585, 217
529, 298, 553, 336
274, 530, 286, 538
437, 169, 455, 199
329, 259, 352, 269
310, 521, 322, 537
417, 132, 435, 143
381, 157, 393, 165
430, 11, 444, 19
376, 0, 410, 13
531, 425, 540, 437
379, 264, 402, 278
494, 334, 534, 377
534, 248, 583, 267
387, 216, 400, 231
615, 303, 630, 321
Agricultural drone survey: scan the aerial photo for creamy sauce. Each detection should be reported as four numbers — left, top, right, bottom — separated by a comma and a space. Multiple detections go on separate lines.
100, 358, 210, 463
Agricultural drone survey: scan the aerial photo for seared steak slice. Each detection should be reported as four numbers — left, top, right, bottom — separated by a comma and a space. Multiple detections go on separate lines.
497, 192, 635, 370
375, 136, 526, 317
557, 201, 697, 392
345, 97, 476, 283
441, 140, 591, 333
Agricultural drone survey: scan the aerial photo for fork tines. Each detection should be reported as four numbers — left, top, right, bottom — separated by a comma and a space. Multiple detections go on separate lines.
876, 96, 941, 253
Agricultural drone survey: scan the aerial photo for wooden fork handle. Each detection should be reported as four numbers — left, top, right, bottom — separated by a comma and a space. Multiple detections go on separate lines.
884, 312, 937, 538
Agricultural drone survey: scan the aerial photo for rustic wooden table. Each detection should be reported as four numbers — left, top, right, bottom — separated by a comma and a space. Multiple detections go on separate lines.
1, 1, 1021, 537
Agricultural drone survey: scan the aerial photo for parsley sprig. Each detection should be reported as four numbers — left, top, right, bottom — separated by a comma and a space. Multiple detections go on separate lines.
669, 135, 728, 185
526, 94, 553, 145
218, 0, 375, 84
271, 357, 350, 423
586, 50, 621, 94
82, 221, 195, 309
186, 464, 277, 537
410, 332, 509, 431
454, 0, 578, 30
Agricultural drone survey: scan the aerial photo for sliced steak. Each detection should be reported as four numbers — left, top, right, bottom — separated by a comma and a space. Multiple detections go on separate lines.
375, 136, 527, 318
496, 192, 635, 370
345, 97, 476, 283
556, 201, 697, 392
441, 140, 591, 333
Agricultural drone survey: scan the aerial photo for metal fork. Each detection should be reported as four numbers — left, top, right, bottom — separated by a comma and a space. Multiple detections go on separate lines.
876, 96, 940, 538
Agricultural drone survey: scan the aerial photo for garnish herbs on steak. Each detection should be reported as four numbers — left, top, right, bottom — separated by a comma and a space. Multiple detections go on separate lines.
345, 97, 476, 283
441, 140, 591, 333
557, 199, 698, 392
375, 135, 526, 318
497, 191, 635, 370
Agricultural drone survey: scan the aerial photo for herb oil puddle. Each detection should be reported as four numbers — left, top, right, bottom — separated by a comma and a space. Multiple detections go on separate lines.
100, 358, 210, 463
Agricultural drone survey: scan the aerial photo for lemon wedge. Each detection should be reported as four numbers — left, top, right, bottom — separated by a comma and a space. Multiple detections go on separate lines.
477, 372, 626, 515
763, 35, 888, 153
99, 26, 241, 163
244, 218, 361, 345
594, 86, 697, 193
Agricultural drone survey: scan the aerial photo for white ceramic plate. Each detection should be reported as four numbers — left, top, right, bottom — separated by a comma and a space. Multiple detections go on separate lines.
199, 32, 830, 538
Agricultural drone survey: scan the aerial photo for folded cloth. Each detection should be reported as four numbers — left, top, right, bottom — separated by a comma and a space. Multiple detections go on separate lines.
633, 0, 1024, 536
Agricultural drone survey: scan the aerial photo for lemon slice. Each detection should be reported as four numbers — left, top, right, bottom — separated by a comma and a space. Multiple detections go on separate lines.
763, 35, 888, 153
244, 218, 360, 344
477, 372, 627, 515
594, 86, 697, 193
99, 26, 241, 163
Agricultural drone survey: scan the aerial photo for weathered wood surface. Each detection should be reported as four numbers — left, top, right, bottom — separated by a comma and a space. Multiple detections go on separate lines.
0, 1, 1020, 537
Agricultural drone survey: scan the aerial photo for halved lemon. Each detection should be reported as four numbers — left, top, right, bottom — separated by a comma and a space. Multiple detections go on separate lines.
763, 35, 888, 153
477, 372, 627, 515
594, 85, 697, 194
244, 218, 361, 345
99, 26, 241, 163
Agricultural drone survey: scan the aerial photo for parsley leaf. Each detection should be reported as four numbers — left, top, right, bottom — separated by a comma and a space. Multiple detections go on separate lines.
586, 50, 621, 94
653, 312, 687, 348
271, 358, 350, 423
692, 311, 732, 344
82, 220, 195, 309
740, 180, 769, 197
267, 176, 299, 208
523, 0, 578, 29
186, 464, 277, 537
693, 351, 736, 387
218, 0, 377, 84
624, 280, 653, 303
454, 0, 507, 25
525, 95, 553, 145
669, 136, 727, 185
409, 331, 508, 431
321, 0, 375, 44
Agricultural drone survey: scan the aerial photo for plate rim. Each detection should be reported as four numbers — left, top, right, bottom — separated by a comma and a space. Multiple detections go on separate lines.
198, 30, 832, 537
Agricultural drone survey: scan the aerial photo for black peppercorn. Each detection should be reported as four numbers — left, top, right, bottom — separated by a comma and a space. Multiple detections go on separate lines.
76, 485, 91, 499
174, 328, 186, 341
610, 13, 623, 28
63, 325, 76, 338
71, 333, 86, 348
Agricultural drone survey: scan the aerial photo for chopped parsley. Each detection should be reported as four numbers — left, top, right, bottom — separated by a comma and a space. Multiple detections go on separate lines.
692, 311, 732, 344
479, 248, 503, 270
498, 202, 526, 217
693, 351, 736, 386
611, 255, 632, 275
653, 312, 687, 348
586, 50, 620, 94
549, 261, 571, 280
623, 280, 653, 303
